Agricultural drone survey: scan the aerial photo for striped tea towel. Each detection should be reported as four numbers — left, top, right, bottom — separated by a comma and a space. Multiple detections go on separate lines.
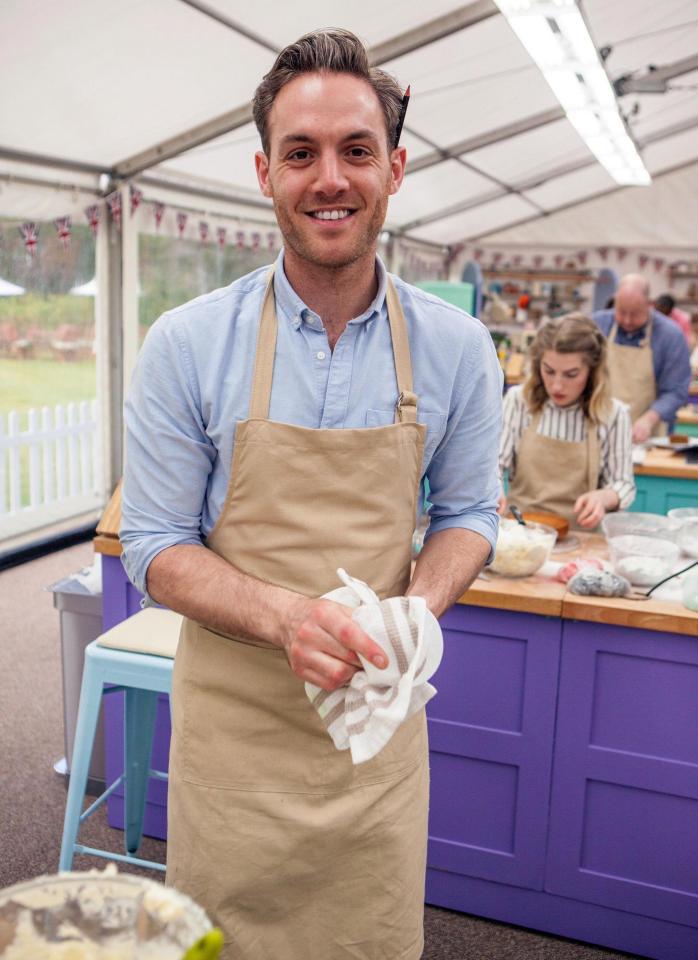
305, 568, 443, 764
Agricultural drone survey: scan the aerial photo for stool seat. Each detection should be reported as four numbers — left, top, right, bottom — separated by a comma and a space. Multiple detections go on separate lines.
60, 609, 183, 874
97, 607, 182, 658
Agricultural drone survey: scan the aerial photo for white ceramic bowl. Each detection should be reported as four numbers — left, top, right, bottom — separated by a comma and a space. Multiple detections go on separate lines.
490, 518, 557, 578
601, 511, 681, 544
608, 534, 680, 586
667, 508, 698, 559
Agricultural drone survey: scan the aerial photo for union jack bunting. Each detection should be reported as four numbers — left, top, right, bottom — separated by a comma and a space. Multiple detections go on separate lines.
199, 221, 209, 243
554, 254, 563, 268
251, 231, 261, 251
129, 185, 143, 216
576, 251, 588, 266
492, 252, 503, 266
268, 231, 276, 251
106, 191, 122, 229
85, 204, 101, 237
176, 212, 188, 238
473, 248, 483, 262
216, 226, 227, 249
19, 221, 39, 257
533, 255, 544, 269
616, 247, 628, 261
54, 216, 72, 250
638, 253, 650, 269
512, 254, 522, 267
153, 202, 165, 229
654, 258, 665, 272
235, 230, 246, 249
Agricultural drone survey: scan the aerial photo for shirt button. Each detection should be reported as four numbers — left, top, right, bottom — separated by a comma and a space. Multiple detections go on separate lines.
316, 351, 326, 360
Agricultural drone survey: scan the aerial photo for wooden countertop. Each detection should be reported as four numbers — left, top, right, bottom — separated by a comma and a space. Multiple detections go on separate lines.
458, 532, 698, 637
676, 405, 698, 426
634, 447, 698, 480
96, 486, 697, 636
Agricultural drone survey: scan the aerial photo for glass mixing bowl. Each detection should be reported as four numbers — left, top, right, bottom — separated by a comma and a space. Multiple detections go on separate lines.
601, 511, 681, 544
667, 508, 698, 559
608, 534, 680, 587
490, 518, 557, 578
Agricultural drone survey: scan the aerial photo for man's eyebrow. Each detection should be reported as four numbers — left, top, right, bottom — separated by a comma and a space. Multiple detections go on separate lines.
278, 129, 381, 148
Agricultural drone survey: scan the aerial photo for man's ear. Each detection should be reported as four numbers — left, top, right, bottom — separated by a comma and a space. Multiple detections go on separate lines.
388, 145, 407, 197
255, 151, 273, 198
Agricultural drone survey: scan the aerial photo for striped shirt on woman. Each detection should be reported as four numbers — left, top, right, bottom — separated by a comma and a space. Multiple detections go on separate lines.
499, 385, 636, 509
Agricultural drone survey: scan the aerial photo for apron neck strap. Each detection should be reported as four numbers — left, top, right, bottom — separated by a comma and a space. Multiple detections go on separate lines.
249, 267, 418, 423
609, 317, 652, 346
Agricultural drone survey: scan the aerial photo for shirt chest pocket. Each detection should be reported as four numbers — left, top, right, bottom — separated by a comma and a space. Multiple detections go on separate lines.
366, 409, 447, 470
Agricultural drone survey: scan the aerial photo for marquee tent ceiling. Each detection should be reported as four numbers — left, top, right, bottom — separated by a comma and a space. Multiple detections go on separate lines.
3, 0, 698, 248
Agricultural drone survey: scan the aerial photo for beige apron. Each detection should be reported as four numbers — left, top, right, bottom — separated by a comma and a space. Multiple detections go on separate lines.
606, 318, 666, 436
167, 270, 429, 960
508, 409, 600, 528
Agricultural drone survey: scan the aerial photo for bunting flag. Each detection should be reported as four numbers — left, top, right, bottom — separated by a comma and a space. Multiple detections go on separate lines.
576, 251, 588, 266
617, 247, 627, 261
54, 216, 72, 250
217, 226, 227, 249
129, 185, 143, 217
638, 253, 650, 269
554, 254, 563, 268
199, 221, 209, 243
512, 254, 522, 267
533, 254, 544, 269
473, 248, 483, 262
251, 231, 261, 251
106, 191, 122, 229
653, 257, 665, 272
492, 252, 503, 266
598, 246, 609, 261
85, 204, 101, 237
176, 212, 188, 238
153, 202, 165, 230
236, 229, 246, 249
268, 231, 276, 252
19, 221, 39, 258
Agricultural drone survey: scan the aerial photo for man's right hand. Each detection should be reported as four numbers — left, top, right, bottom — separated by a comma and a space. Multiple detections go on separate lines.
283, 597, 387, 692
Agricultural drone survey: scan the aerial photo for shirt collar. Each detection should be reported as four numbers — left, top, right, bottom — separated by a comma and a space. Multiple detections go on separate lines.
272, 248, 388, 331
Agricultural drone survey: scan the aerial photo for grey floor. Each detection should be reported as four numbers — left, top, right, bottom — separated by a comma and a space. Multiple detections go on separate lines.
0, 543, 636, 959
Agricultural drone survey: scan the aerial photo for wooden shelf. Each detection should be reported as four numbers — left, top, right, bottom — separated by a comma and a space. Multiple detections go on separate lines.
483, 270, 593, 283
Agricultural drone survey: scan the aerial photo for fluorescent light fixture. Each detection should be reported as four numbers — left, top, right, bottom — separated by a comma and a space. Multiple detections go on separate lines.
493, 0, 651, 185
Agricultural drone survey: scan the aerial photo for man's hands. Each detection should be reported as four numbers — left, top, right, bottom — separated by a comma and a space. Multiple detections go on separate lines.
573, 488, 619, 528
283, 597, 388, 692
496, 491, 507, 517
632, 409, 660, 444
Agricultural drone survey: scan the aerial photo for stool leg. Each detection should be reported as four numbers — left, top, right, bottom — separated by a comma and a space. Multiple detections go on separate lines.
124, 688, 158, 855
59, 658, 104, 871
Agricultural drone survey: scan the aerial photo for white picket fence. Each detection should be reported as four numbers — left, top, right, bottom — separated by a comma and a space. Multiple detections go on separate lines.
0, 400, 102, 537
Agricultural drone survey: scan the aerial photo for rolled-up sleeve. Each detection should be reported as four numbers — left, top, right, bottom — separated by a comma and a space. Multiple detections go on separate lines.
425, 322, 503, 561
120, 316, 216, 595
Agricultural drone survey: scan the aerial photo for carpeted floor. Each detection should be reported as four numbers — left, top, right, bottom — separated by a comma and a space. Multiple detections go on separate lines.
0, 544, 637, 959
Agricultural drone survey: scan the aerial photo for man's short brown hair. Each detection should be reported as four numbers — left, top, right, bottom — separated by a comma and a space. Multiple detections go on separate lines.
252, 28, 404, 155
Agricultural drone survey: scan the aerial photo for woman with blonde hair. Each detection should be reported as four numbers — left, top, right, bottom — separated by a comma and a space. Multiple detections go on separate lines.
498, 313, 635, 528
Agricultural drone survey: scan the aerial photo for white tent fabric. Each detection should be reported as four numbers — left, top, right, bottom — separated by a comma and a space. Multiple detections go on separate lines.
2, 0, 697, 249
0, 277, 25, 296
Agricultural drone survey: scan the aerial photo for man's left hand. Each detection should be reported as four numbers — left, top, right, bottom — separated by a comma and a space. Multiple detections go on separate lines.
632, 411, 660, 443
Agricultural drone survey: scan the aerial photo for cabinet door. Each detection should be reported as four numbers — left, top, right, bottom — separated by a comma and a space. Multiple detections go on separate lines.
427, 606, 561, 890
632, 475, 698, 514
545, 620, 698, 927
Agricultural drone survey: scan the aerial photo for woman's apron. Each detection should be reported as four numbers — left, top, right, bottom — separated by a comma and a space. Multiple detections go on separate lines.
167, 270, 429, 960
606, 318, 666, 436
507, 410, 600, 528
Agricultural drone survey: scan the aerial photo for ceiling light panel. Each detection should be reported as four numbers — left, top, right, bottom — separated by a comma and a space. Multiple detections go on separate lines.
493, 0, 651, 185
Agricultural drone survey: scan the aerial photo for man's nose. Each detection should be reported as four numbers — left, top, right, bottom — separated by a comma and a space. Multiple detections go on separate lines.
313, 153, 349, 195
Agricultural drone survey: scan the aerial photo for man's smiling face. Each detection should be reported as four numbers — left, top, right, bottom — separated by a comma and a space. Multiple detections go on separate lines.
255, 71, 405, 270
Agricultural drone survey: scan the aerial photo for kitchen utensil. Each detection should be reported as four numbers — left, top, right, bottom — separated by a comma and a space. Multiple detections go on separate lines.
490, 518, 557, 577
509, 504, 526, 526
601, 511, 681, 544
522, 511, 569, 539
667, 507, 698, 558
607, 535, 680, 586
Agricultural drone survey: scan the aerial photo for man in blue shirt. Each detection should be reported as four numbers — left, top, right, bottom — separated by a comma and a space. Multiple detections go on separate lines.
121, 28, 502, 960
593, 274, 691, 442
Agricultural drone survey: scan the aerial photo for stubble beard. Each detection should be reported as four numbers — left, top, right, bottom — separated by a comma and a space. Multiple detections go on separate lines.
272, 191, 389, 273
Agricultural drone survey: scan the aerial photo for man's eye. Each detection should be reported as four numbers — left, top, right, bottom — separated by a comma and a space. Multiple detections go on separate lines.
289, 150, 311, 161
348, 147, 369, 157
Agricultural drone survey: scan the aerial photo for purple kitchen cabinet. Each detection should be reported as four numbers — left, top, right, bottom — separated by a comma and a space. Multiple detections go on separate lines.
545, 619, 698, 929
101, 554, 169, 840
427, 605, 562, 891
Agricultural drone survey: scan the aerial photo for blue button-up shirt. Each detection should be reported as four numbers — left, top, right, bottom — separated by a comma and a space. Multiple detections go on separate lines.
121, 252, 503, 595
593, 308, 691, 423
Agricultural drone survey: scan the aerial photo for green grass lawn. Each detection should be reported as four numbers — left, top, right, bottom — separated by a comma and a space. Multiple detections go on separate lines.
0, 358, 96, 419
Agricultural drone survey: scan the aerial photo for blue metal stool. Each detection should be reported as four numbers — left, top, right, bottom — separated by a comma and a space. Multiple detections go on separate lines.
59, 608, 182, 873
